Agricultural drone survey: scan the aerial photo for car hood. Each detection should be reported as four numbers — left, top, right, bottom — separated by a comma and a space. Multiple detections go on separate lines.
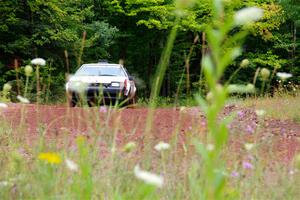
69, 76, 126, 84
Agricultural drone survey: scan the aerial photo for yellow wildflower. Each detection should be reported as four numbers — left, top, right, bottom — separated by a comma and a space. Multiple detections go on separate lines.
38, 152, 61, 164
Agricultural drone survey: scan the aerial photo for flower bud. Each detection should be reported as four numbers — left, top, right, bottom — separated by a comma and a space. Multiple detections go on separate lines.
260, 68, 270, 80
25, 65, 33, 77
123, 142, 137, 153
206, 91, 213, 103
240, 59, 250, 68
3, 83, 12, 92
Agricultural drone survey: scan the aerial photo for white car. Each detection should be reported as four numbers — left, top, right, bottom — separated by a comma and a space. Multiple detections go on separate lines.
66, 61, 136, 106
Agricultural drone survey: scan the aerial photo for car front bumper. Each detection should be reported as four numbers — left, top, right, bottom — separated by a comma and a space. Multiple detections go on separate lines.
68, 87, 126, 100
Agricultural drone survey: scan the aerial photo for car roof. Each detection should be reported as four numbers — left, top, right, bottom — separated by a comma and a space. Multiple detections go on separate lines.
81, 63, 123, 68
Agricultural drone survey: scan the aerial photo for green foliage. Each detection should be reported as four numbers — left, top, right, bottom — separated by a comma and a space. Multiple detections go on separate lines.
0, 0, 299, 102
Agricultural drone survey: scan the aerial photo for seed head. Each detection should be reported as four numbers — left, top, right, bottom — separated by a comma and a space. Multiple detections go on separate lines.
260, 68, 270, 80
240, 59, 250, 68
3, 83, 12, 92
25, 65, 33, 76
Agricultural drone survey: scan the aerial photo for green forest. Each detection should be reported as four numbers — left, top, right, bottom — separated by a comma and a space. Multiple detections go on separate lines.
1, 0, 299, 102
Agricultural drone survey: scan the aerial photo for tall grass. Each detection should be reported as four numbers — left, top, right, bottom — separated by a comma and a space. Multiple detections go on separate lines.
0, 0, 299, 199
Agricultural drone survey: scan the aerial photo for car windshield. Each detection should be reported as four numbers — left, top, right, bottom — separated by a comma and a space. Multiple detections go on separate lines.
75, 65, 125, 76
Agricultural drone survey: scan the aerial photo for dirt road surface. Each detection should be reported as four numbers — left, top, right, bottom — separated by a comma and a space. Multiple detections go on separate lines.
1, 103, 299, 162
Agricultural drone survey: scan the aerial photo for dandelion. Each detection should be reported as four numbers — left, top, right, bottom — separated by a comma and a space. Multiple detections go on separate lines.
0, 103, 8, 108
39, 152, 62, 164
276, 72, 292, 80
154, 141, 170, 152
244, 143, 254, 151
65, 159, 79, 172
242, 161, 254, 170
255, 109, 266, 117
17, 95, 30, 104
31, 58, 46, 66
134, 165, 164, 187
123, 142, 137, 153
234, 7, 264, 26
3, 83, 12, 92
25, 65, 33, 76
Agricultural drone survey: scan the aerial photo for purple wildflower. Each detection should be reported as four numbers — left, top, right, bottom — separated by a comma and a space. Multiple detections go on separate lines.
246, 125, 255, 134
242, 161, 254, 170
237, 111, 245, 119
99, 106, 107, 113
231, 171, 239, 177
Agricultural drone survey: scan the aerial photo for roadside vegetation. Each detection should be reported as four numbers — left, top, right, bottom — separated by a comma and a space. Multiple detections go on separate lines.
0, 0, 300, 199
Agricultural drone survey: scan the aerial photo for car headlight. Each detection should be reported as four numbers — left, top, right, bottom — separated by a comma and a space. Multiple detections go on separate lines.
111, 82, 120, 87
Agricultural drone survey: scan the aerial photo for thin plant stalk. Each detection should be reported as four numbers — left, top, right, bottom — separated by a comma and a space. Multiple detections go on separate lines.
36, 65, 40, 104
14, 59, 21, 95
77, 31, 87, 69
144, 18, 179, 155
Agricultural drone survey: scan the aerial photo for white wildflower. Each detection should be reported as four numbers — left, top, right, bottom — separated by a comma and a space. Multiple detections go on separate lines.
154, 141, 170, 152
0, 181, 11, 187
31, 58, 46, 66
134, 165, 164, 188
17, 95, 30, 104
276, 72, 292, 80
244, 143, 254, 151
180, 106, 186, 112
69, 81, 88, 94
206, 143, 215, 151
255, 109, 266, 117
234, 7, 264, 26
0, 103, 8, 108
65, 159, 79, 172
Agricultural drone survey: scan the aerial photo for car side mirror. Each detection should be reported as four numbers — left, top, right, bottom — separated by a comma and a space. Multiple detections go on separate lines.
129, 76, 134, 81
